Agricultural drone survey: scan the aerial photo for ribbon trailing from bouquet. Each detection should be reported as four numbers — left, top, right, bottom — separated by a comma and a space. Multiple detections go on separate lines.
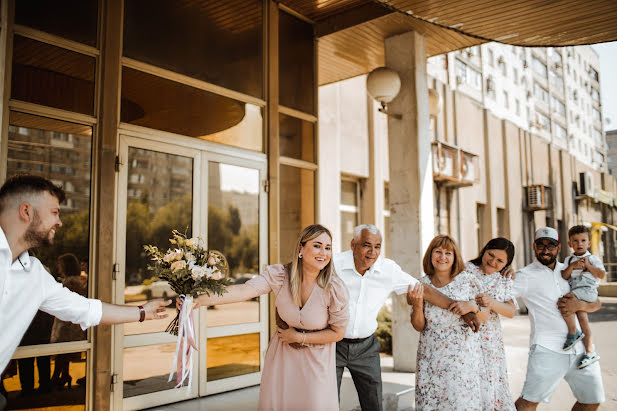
169, 294, 198, 393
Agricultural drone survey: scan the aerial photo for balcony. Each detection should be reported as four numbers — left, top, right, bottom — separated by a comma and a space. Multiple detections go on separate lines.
431, 141, 479, 187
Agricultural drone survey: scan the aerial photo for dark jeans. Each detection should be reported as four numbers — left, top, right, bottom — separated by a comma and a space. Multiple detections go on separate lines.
0, 391, 6, 411
336, 334, 383, 411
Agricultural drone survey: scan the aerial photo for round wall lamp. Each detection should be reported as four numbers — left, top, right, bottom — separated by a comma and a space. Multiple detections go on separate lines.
366, 67, 402, 119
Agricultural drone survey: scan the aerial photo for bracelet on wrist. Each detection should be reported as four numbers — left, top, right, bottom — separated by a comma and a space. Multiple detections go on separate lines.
301, 331, 306, 346
138, 305, 146, 322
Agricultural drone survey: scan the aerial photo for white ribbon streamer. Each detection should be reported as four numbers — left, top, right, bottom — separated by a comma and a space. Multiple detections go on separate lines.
169, 294, 197, 394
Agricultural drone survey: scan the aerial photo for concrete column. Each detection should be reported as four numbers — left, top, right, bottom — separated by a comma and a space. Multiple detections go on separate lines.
385, 31, 434, 372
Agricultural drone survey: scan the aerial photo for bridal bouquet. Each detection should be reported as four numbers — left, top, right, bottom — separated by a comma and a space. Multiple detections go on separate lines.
144, 230, 230, 389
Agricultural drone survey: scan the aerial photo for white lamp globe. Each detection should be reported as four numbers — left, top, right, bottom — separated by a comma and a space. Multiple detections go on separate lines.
366, 67, 401, 104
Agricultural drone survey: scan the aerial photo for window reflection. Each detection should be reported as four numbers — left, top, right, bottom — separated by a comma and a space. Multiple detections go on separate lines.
121, 67, 263, 151
280, 166, 315, 261
12, 36, 96, 115
207, 162, 260, 326
1, 353, 87, 410
279, 11, 314, 114
207, 333, 260, 381
7, 112, 92, 346
123, 0, 263, 98
123, 344, 177, 398
123, 147, 192, 335
279, 113, 314, 162
16, 0, 98, 47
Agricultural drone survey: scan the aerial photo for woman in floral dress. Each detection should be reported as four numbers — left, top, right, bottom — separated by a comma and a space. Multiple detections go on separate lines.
467, 237, 517, 410
410, 235, 488, 411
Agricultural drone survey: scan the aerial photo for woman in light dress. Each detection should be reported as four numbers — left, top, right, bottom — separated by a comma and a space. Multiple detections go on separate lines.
467, 238, 517, 411
410, 235, 488, 411
192, 224, 349, 411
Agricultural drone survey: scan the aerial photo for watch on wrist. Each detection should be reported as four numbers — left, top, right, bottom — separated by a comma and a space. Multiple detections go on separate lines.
138, 305, 146, 322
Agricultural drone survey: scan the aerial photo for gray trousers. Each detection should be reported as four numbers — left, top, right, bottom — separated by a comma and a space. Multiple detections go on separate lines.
0, 392, 6, 411
336, 334, 383, 411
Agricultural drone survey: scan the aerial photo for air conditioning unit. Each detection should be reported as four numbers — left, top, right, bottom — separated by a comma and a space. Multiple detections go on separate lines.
525, 185, 552, 211
579, 171, 595, 197
497, 56, 505, 65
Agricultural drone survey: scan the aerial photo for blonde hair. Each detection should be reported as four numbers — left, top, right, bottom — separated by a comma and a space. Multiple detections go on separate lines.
422, 234, 465, 278
289, 224, 335, 307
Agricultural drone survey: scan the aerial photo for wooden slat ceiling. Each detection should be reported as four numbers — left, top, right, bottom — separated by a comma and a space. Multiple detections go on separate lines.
280, 0, 617, 85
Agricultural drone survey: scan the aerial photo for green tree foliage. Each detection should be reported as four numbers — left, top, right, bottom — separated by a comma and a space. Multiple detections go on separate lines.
375, 306, 392, 354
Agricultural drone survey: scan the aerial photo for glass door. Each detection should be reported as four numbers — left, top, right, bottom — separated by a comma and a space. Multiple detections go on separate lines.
114, 135, 268, 409
114, 136, 201, 410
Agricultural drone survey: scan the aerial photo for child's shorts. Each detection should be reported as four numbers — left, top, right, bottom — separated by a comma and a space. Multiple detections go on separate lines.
569, 274, 599, 302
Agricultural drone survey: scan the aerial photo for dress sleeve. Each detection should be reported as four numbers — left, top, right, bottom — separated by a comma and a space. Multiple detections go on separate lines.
390, 261, 420, 295
468, 273, 484, 298
327, 275, 349, 328
245, 264, 287, 296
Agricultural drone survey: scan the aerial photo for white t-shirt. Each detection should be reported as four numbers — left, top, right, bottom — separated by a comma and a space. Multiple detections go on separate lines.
0, 227, 102, 373
334, 250, 419, 339
513, 259, 584, 354
564, 251, 605, 285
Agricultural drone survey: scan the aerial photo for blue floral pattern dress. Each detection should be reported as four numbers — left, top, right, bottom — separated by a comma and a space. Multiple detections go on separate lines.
415, 272, 484, 411
466, 262, 516, 411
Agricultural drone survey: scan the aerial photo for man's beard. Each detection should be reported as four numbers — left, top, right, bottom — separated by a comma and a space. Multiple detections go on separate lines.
536, 253, 556, 266
24, 210, 54, 248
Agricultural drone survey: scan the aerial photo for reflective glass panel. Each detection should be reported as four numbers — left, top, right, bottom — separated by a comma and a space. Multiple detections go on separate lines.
1, 352, 87, 410
279, 11, 314, 114
12, 36, 96, 115
123, 343, 177, 398
207, 333, 260, 381
7, 112, 92, 345
123, 147, 192, 335
340, 211, 357, 250
207, 162, 260, 326
15, 0, 98, 47
279, 113, 314, 162
123, 0, 263, 98
280, 166, 315, 261
121, 67, 263, 151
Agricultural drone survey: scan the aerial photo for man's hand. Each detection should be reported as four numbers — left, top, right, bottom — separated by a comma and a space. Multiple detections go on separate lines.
501, 266, 516, 279
557, 293, 582, 316
407, 284, 424, 308
448, 300, 478, 315
176, 297, 201, 312
143, 299, 172, 320
475, 293, 493, 309
461, 312, 479, 332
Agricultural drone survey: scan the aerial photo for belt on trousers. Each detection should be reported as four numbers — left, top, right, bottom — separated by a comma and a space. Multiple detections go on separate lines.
341, 335, 372, 344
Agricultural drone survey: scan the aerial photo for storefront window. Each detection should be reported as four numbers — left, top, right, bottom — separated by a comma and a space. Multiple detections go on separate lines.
15, 0, 98, 47
280, 165, 315, 261
121, 67, 263, 152
11, 36, 96, 115
7, 112, 92, 346
279, 113, 315, 162
123, 0, 263, 98
207, 333, 260, 381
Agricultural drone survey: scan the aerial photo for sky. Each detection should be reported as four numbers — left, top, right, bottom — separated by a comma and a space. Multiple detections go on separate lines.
592, 41, 617, 132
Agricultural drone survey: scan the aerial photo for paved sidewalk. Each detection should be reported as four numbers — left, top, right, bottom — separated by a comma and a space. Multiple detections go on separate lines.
146, 297, 617, 411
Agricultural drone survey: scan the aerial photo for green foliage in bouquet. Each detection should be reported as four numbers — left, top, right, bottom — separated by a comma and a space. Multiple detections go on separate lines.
143, 230, 231, 334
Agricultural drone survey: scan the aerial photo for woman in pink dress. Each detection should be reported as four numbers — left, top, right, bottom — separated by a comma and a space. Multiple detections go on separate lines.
466, 238, 517, 410
193, 224, 349, 411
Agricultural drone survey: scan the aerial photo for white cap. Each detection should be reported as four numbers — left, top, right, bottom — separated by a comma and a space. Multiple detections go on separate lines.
534, 227, 559, 245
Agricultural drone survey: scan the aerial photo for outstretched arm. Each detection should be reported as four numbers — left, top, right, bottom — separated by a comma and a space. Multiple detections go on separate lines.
476, 293, 516, 319
421, 284, 454, 309
194, 284, 260, 307
100, 299, 171, 324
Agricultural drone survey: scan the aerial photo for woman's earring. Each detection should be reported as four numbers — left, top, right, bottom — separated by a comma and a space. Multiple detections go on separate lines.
298, 252, 303, 259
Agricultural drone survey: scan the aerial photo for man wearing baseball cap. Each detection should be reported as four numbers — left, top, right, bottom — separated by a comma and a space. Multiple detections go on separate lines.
513, 227, 605, 410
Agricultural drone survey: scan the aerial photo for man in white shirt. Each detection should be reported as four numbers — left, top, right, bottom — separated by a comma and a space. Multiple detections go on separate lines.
334, 224, 481, 411
0, 175, 170, 409
513, 227, 605, 410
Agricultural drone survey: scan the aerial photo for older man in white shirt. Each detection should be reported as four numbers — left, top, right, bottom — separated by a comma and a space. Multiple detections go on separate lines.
334, 224, 480, 411
513, 227, 605, 411
0, 175, 170, 410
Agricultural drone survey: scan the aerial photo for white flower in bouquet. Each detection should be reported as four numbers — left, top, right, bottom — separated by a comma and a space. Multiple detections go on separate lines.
211, 270, 224, 280
190, 265, 206, 281
170, 260, 186, 272
185, 252, 196, 268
